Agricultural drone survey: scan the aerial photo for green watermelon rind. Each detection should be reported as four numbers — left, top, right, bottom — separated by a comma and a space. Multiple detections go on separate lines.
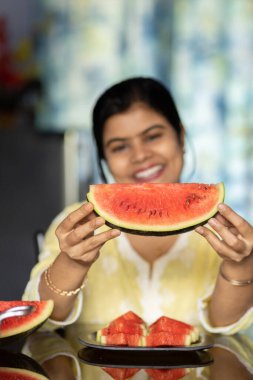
87, 182, 225, 236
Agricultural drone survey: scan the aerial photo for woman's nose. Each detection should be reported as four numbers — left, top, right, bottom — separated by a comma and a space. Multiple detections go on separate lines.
131, 141, 152, 163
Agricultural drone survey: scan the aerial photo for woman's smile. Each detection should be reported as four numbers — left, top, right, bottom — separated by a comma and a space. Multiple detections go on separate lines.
134, 164, 165, 182
103, 103, 184, 184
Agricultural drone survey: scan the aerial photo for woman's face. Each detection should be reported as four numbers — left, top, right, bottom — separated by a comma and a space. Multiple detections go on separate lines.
102, 103, 184, 184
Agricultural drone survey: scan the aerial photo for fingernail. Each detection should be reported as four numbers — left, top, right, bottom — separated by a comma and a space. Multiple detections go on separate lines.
209, 218, 218, 226
195, 227, 204, 235
84, 202, 93, 210
95, 217, 104, 227
111, 229, 120, 237
218, 204, 226, 212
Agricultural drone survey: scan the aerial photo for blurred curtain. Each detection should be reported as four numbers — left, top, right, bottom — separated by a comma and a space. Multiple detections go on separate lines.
35, 0, 173, 130
36, 0, 253, 220
169, 0, 253, 220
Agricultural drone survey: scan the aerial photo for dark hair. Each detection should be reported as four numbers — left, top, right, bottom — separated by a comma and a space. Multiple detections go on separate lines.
92, 77, 182, 182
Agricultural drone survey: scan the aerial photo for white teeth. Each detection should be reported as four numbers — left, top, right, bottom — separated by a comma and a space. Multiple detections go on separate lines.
135, 165, 163, 179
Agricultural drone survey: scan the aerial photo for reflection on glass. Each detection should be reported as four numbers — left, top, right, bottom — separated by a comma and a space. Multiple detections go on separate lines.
18, 330, 253, 380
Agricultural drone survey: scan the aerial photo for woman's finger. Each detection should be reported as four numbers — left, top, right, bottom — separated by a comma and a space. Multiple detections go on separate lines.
67, 228, 120, 260
65, 216, 105, 246
208, 218, 246, 253
218, 204, 253, 239
215, 213, 234, 228
56, 202, 94, 236
195, 226, 246, 262
214, 213, 239, 235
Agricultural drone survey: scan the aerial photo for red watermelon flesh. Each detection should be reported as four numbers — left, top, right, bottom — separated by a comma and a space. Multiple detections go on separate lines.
149, 316, 199, 342
100, 332, 143, 347
0, 300, 54, 338
145, 332, 191, 347
102, 367, 140, 380
87, 182, 225, 235
146, 368, 189, 380
0, 367, 49, 380
112, 311, 144, 324
97, 311, 147, 345
106, 320, 146, 335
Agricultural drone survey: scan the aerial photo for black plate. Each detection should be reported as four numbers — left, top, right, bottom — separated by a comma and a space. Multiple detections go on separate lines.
0, 349, 49, 377
79, 332, 213, 352
0, 321, 49, 348
78, 346, 213, 369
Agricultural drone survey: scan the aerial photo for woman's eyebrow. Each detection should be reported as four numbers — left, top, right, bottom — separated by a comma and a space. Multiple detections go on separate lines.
105, 137, 127, 148
105, 125, 165, 148
141, 124, 165, 135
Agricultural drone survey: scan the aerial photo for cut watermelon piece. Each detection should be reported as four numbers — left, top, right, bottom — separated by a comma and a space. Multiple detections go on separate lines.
100, 332, 143, 347
146, 368, 189, 380
149, 316, 199, 343
96, 311, 199, 347
145, 332, 191, 347
102, 367, 140, 380
0, 368, 49, 380
103, 320, 146, 335
0, 300, 54, 339
87, 182, 225, 235
96, 311, 147, 345
112, 311, 144, 325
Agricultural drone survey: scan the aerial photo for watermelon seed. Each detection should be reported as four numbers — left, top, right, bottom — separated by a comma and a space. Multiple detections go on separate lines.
149, 210, 157, 217
184, 193, 203, 209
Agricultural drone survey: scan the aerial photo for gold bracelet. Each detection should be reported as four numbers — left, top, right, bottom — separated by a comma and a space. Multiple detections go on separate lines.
220, 263, 253, 287
44, 266, 87, 296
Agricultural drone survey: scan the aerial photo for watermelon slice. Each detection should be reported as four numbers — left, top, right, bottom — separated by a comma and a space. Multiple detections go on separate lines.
113, 310, 144, 324
145, 332, 191, 347
149, 316, 199, 343
97, 311, 146, 347
100, 332, 143, 347
101, 320, 146, 335
97, 311, 146, 341
146, 368, 189, 380
0, 300, 54, 339
0, 368, 49, 380
87, 182, 225, 235
96, 311, 200, 348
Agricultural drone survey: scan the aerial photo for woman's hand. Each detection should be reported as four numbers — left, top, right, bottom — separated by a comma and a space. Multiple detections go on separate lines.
39, 201, 120, 321
196, 204, 253, 265
55, 202, 120, 267
196, 204, 253, 326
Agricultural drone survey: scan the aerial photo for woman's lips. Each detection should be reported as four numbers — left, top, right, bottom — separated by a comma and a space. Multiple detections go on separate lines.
134, 164, 164, 182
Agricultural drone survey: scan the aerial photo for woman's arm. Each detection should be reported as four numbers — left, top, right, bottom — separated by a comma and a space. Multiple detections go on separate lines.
39, 202, 120, 321
196, 204, 253, 327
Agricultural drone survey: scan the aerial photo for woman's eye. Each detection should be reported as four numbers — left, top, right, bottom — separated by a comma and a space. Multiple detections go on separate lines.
146, 133, 162, 141
111, 144, 127, 153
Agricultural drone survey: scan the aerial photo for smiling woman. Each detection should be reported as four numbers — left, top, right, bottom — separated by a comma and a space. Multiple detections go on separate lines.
92, 78, 184, 184
23, 77, 253, 345
102, 103, 184, 184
